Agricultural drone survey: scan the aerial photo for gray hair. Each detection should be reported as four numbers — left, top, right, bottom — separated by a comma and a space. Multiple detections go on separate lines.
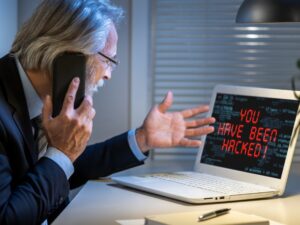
11, 0, 123, 76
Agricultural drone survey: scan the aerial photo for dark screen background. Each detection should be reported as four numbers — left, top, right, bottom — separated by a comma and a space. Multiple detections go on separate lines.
200, 93, 299, 179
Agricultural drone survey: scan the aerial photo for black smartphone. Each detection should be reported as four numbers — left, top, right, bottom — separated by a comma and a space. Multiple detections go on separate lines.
52, 52, 86, 117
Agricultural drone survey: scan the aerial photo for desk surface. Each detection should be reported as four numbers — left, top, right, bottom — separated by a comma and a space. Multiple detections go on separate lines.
53, 160, 300, 225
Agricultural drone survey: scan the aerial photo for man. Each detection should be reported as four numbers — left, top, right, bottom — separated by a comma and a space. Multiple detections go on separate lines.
0, 0, 215, 224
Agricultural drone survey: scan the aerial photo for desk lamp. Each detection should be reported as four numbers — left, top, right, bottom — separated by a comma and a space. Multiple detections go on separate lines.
236, 0, 300, 23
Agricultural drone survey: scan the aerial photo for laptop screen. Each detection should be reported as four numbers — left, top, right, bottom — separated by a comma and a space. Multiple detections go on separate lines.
200, 93, 299, 179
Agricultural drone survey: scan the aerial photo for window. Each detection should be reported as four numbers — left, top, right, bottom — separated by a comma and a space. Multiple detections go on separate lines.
152, 0, 300, 160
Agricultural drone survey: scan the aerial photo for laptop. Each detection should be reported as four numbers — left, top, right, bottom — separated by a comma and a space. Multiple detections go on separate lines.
112, 85, 300, 204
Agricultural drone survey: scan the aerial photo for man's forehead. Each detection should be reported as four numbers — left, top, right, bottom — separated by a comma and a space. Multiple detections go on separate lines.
102, 23, 118, 55
107, 23, 118, 44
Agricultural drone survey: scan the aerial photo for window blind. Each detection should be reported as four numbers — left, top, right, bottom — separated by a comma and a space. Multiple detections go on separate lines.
152, 0, 300, 161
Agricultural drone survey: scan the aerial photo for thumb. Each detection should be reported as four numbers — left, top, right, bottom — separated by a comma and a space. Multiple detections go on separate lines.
42, 95, 53, 124
158, 91, 173, 113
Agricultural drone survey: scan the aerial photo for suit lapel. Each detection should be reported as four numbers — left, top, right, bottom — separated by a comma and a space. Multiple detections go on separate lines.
0, 54, 37, 163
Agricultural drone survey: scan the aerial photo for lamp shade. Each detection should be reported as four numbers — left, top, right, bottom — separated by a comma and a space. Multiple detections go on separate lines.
236, 0, 300, 23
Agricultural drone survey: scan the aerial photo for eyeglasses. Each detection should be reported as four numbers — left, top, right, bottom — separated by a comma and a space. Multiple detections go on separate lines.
98, 52, 119, 71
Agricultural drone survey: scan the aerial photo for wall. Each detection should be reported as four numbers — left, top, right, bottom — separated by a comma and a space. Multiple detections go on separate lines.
17, 0, 131, 143
18, 0, 40, 28
0, 0, 18, 57
130, 0, 151, 129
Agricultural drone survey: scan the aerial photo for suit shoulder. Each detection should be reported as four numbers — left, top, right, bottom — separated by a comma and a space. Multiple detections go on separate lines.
0, 54, 16, 80
0, 118, 6, 140
0, 88, 9, 141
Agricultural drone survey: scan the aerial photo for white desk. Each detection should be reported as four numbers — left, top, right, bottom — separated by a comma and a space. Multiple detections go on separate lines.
53, 160, 300, 225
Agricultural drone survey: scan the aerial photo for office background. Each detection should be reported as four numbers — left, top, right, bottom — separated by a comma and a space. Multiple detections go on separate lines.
1, 0, 300, 161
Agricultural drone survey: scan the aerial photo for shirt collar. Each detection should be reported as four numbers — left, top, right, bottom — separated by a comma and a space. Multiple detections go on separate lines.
15, 56, 43, 120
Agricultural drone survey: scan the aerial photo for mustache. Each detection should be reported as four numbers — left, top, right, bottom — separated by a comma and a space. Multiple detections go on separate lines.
86, 79, 105, 96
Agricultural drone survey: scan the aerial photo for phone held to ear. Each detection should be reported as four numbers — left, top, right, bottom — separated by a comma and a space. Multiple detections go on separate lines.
52, 52, 86, 117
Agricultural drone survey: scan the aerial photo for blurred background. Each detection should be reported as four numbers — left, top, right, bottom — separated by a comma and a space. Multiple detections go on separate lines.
1, 0, 300, 161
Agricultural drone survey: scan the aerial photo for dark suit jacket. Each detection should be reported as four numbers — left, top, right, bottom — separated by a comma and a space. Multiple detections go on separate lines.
0, 54, 144, 225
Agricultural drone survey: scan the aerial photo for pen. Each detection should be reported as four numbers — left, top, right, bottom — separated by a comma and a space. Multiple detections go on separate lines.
198, 208, 231, 222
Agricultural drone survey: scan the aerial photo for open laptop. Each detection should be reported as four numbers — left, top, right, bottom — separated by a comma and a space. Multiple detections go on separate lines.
112, 85, 300, 204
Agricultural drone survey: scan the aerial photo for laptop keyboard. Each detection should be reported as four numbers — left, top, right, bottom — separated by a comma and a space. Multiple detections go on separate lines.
147, 172, 274, 195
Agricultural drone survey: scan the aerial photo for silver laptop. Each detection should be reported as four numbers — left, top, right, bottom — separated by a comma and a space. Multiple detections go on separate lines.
112, 85, 300, 204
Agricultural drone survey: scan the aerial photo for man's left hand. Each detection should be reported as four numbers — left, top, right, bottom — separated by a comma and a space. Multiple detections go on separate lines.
136, 91, 216, 153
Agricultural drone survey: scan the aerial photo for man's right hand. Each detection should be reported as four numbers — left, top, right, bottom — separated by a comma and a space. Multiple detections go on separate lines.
42, 77, 96, 162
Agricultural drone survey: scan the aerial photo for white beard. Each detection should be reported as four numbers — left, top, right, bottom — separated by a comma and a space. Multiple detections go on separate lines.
86, 79, 105, 96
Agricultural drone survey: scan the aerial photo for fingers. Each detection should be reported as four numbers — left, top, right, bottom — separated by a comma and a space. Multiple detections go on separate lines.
181, 105, 210, 119
76, 95, 92, 114
42, 95, 53, 125
82, 107, 96, 123
185, 126, 215, 137
177, 125, 215, 148
181, 116, 215, 146
185, 117, 215, 128
158, 91, 173, 113
179, 138, 202, 147
61, 77, 80, 114
77, 96, 96, 121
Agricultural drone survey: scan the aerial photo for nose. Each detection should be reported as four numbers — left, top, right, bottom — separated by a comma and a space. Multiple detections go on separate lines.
103, 70, 112, 80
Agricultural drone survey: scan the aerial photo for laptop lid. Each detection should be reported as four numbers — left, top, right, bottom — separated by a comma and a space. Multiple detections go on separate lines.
195, 85, 300, 194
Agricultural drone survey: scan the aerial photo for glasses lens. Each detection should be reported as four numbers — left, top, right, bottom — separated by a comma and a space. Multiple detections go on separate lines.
98, 52, 119, 71
111, 62, 117, 71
